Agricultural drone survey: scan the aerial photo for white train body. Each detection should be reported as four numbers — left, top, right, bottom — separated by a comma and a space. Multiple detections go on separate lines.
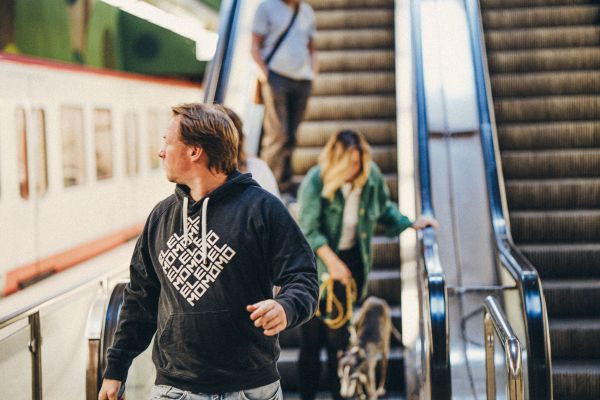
0, 54, 203, 295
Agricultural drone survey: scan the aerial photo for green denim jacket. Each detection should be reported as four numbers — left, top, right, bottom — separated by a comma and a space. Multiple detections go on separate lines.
297, 162, 413, 299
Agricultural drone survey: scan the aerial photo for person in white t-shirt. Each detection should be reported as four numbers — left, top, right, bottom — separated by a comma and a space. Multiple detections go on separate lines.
224, 107, 280, 198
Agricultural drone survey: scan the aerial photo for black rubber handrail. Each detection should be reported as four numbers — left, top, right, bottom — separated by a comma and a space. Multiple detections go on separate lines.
202, 0, 243, 104
411, 0, 452, 398
464, 0, 553, 398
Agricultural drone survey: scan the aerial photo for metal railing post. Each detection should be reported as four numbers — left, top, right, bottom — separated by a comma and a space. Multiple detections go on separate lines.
29, 312, 42, 400
483, 296, 524, 400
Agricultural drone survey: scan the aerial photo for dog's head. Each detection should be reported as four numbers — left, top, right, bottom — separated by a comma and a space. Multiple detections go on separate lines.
338, 345, 368, 398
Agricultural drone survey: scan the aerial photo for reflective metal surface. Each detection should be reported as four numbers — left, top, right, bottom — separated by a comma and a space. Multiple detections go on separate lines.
484, 296, 524, 400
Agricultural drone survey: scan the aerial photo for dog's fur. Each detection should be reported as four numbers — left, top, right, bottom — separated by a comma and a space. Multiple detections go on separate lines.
337, 296, 400, 400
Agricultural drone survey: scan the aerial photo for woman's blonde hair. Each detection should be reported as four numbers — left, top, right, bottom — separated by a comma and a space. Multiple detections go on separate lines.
319, 130, 371, 200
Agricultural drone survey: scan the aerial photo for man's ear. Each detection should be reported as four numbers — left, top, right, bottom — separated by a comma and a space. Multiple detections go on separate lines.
190, 146, 203, 161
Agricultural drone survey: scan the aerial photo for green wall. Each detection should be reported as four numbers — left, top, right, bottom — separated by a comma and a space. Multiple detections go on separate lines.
14, 0, 73, 62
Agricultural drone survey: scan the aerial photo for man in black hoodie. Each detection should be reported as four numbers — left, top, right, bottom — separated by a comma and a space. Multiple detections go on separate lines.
99, 103, 318, 400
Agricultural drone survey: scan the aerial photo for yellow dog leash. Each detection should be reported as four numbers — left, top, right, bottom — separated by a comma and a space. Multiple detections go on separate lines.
315, 273, 358, 329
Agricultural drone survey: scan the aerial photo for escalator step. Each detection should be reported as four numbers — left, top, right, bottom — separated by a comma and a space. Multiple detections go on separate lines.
482, 5, 600, 29
315, 8, 394, 30
543, 279, 600, 317
502, 148, 600, 179
312, 71, 396, 96
367, 269, 401, 306
315, 29, 394, 51
485, 26, 600, 50
292, 146, 397, 175
552, 359, 600, 400
488, 47, 600, 73
305, 95, 396, 121
506, 178, 600, 210
520, 243, 600, 279
491, 70, 600, 97
279, 306, 402, 348
550, 318, 600, 359
494, 95, 600, 122
372, 235, 400, 271
318, 50, 395, 73
278, 347, 404, 392
510, 209, 600, 242
306, 0, 394, 10
481, 0, 596, 11
497, 121, 600, 150
297, 119, 396, 147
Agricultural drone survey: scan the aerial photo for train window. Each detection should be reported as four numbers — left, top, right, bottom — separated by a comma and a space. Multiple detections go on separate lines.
94, 108, 113, 180
34, 109, 49, 196
147, 111, 160, 169
16, 107, 29, 200
124, 111, 140, 176
61, 106, 86, 187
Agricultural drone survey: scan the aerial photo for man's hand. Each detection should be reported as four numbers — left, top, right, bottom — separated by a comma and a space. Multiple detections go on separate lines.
412, 216, 440, 230
98, 379, 122, 400
247, 300, 287, 336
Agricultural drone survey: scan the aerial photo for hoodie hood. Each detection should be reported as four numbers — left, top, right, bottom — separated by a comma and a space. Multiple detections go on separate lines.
174, 170, 260, 263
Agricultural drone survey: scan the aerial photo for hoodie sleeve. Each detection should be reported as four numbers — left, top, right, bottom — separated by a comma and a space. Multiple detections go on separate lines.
267, 198, 319, 329
103, 219, 160, 382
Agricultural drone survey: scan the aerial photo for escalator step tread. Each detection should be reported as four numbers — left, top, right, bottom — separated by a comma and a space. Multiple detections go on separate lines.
482, 5, 600, 29
485, 26, 600, 50
498, 121, 600, 150
305, 95, 396, 121
488, 47, 600, 73
506, 178, 600, 210
306, 0, 394, 10
318, 50, 395, 73
481, 0, 597, 9
550, 317, 600, 359
491, 70, 600, 97
315, 8, 394, 30
494, 95, 600, 123
510, 209, 600, 243
312, 71, 396, 96
552, 359, 600, 400
502, 148, 600, 179
521, 242, 600, 279
315, 29, 394, 51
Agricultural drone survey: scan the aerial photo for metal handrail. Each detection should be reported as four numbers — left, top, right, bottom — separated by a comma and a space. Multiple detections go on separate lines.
464, 0, 553, 398
484, 296, 524, 400
202, 0, 243, 104
411, 0, 451, 397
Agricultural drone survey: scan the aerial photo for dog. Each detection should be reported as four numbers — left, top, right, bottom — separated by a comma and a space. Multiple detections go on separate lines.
337, 296, 401, 400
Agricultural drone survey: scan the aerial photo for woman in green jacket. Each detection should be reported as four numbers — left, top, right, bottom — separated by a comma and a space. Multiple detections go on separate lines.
297, 130, 437, 400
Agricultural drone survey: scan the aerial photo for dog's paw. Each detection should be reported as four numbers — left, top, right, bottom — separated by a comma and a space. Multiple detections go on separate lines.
376, 388, 386, 396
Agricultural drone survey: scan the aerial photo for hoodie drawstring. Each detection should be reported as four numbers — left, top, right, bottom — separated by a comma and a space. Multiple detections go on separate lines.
182, 196, 210, 267
201, 197, 209, 267
182, 196, 189, 246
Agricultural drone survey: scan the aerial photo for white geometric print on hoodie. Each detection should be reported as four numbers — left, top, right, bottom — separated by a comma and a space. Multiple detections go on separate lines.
158, 215, 237, 306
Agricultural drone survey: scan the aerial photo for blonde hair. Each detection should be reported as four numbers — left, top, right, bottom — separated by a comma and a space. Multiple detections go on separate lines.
319, 130, 371, 200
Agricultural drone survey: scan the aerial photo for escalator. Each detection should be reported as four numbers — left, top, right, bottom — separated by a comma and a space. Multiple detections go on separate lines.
479, 0, 600, 398
279, 0, 405, 397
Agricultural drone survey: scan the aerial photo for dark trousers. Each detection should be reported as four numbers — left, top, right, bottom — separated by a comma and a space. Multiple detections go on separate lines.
260, 70, 312, 194
299, 246, 365, 400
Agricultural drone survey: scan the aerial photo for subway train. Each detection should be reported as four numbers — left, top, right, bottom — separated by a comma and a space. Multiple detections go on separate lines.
0, 53, 203, 296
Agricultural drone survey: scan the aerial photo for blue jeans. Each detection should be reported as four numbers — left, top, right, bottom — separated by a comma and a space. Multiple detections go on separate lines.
149, 380, 282, 400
